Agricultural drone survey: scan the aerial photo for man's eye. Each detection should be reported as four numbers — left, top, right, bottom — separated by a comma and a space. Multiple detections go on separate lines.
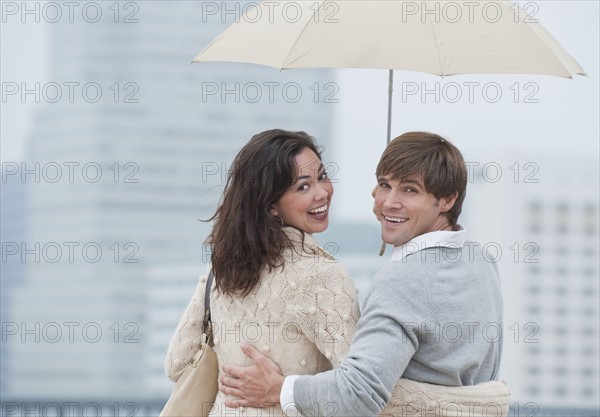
379, 183, 390, 189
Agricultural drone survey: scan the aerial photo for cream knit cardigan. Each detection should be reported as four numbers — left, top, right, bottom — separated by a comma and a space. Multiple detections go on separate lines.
165, 227, 510, 417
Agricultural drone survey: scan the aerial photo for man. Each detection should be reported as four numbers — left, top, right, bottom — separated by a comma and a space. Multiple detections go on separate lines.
219, 132, 506, 417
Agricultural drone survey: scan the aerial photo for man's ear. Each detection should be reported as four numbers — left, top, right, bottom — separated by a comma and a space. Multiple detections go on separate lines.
439, 192, 459, 213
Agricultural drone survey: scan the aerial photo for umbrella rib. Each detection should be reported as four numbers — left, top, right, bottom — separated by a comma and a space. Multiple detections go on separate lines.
509, 3, 581, 78
280, 0, 326, 67
428, 17, 445, 76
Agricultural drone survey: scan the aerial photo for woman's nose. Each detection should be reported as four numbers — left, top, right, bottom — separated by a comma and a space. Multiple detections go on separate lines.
315, 182, 330, 200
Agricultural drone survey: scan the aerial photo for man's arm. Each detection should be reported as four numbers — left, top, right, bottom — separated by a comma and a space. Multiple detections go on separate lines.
221, 263, 425, 416
220, 352, 513, 417
291, 292, 420, 417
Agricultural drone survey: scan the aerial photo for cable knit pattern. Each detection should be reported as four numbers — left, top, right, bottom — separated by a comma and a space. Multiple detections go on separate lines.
165, 227, 360, 416
385, 379, 510, 417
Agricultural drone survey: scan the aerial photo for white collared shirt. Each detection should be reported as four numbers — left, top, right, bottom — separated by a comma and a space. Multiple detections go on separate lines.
390, 224, 466, 262
280, 225, 468, 416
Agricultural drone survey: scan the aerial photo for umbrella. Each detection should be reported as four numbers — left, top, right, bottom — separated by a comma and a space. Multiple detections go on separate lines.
192, 0, 586, 142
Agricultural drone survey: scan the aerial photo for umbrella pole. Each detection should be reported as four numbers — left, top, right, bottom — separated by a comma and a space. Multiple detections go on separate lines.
387, 69, 393, 143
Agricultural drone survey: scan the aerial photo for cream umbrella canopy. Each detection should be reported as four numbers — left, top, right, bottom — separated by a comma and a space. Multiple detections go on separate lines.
193, 0, 586, 142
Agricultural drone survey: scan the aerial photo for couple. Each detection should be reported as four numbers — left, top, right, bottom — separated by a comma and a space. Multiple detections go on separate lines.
165, 129, 510, 417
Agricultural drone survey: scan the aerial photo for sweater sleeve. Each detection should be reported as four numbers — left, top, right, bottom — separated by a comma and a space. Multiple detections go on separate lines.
164, 271, 209, 382
295, 262, 361, 368
293, 261, 430, 417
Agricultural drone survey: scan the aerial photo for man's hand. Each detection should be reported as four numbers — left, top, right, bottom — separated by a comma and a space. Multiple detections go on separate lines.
219, 343, 285, 408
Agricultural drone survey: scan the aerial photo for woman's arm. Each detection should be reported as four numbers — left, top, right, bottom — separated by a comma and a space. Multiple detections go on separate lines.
164, 272, 209, 382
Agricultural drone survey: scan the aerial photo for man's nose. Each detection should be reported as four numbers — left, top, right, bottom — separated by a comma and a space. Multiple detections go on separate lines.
382, 191, 402, 210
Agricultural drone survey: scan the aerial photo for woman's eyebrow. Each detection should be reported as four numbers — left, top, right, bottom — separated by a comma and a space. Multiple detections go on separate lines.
295, 164, 324, 182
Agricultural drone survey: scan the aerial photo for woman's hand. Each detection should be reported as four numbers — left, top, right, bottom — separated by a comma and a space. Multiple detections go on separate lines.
219, 343, 285, 408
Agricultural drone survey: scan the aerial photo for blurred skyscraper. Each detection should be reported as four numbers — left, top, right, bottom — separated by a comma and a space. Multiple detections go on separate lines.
463, 153, 599, 412
2, 2, 598, 415
0, 167, 28, 394
2, 1, 337, 399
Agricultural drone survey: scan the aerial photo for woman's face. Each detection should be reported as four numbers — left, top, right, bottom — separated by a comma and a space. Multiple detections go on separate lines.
271, 147, 333, 234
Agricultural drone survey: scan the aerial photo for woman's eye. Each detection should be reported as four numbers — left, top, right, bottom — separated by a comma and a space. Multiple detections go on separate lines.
318, 171, 328, 181
298, 183, 310, 191
405, 187, 416, 193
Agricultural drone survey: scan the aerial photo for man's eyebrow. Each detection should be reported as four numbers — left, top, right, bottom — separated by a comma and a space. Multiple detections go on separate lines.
401, 178, 423, 186
376, 177, 424, 186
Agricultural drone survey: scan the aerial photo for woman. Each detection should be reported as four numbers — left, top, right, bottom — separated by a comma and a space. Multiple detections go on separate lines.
165, 129, 360, 416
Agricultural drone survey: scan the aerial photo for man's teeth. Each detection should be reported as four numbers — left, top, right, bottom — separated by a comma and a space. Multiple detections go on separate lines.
308, 205, 327, 214
385, 216, 407, 223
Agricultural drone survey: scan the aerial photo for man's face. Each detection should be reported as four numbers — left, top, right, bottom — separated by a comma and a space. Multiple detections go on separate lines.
372, 174, 456, 247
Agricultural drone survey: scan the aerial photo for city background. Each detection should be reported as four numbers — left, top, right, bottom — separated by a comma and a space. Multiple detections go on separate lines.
1, 1, 598, 416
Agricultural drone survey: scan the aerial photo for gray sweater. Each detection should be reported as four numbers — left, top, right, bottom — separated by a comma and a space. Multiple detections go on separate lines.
294, 243, 503, 417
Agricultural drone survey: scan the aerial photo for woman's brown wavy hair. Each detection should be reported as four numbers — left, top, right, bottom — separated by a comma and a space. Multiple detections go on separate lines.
207, 129, 322, 297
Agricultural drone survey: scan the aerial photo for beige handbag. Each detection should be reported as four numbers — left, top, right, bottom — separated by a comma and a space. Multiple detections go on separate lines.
160, 271, 218, 417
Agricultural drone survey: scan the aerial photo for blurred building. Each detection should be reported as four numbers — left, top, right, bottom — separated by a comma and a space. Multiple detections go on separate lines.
144, 264, 204, 395
463, 153, 599, 412
2, 2, 598, 415
2, 1, 336, 399
0, 167, 28, 394
320, 220, 387, 305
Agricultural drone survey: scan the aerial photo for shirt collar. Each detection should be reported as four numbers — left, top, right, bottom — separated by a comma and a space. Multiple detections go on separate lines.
390, 224, 467, 262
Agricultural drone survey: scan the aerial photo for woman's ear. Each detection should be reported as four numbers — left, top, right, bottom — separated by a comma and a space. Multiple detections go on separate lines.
270, 208, 278, 216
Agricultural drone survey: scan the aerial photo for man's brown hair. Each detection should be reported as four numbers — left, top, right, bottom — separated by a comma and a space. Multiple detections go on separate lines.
376, 132, 467, 225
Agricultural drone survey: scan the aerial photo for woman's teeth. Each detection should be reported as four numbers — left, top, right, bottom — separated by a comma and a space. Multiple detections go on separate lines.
308, 205, 327, 214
